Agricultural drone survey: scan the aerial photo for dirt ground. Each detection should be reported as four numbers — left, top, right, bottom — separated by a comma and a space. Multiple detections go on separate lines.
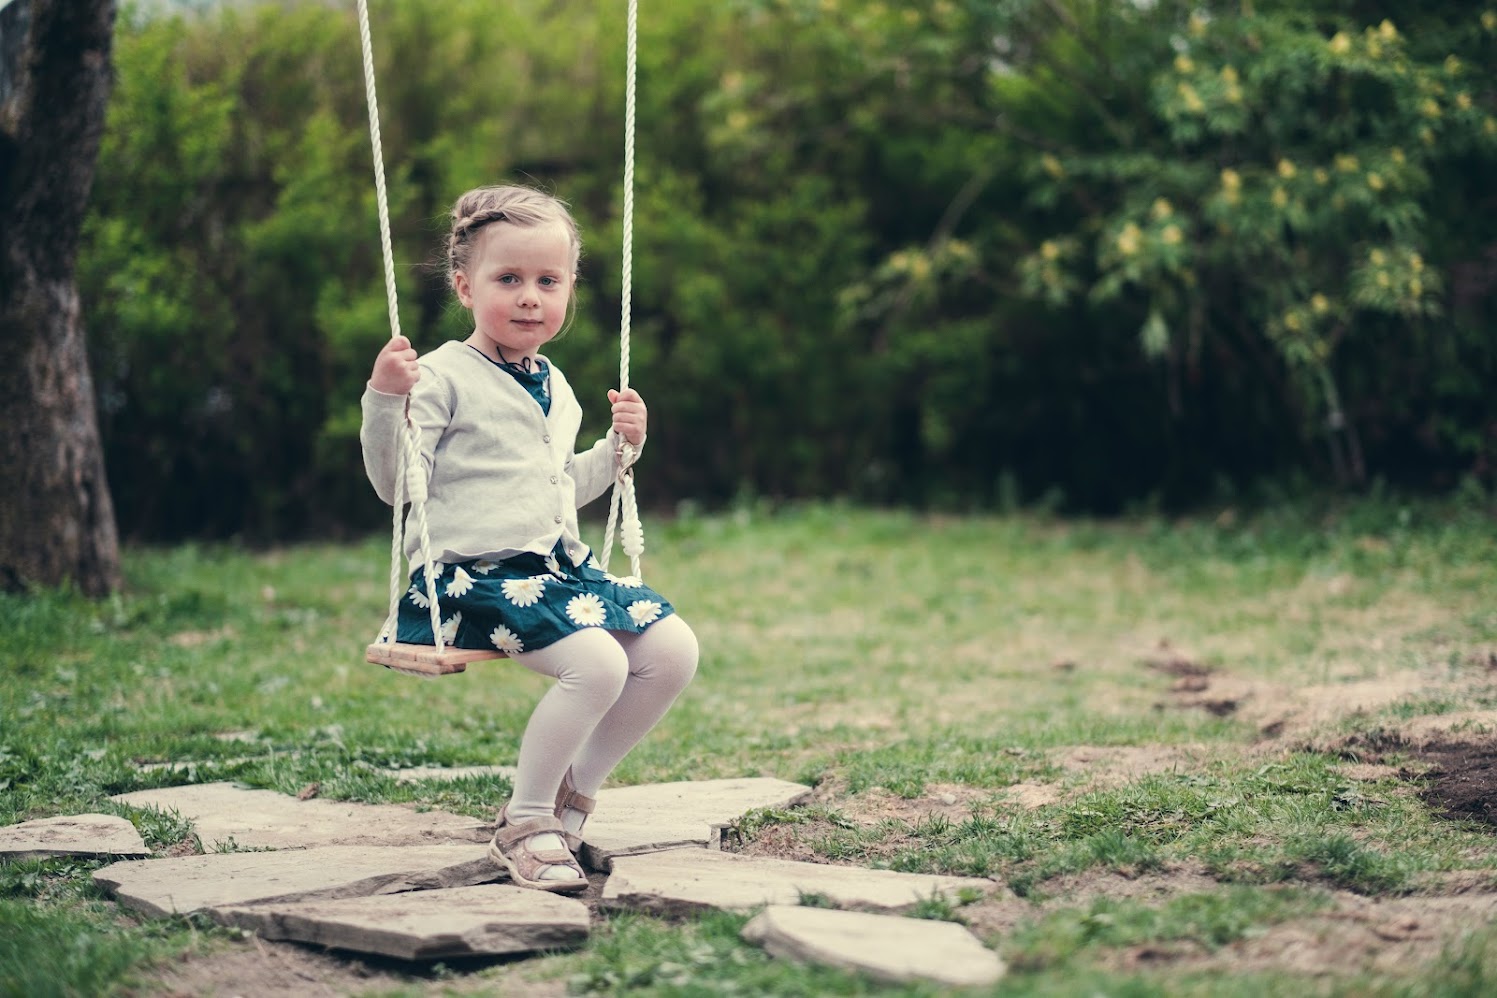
132, 659, 1497, 995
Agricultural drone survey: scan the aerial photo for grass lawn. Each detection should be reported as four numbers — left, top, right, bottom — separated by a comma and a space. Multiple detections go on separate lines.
3, 498, 1496, 996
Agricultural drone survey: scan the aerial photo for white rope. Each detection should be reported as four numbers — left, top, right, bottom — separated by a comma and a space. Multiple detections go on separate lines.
358, 0, 443, 653
600, 0, 645, 579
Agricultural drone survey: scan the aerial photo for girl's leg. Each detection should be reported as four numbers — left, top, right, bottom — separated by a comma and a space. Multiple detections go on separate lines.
561, 614, 699, 835
509, 628, 630, 820
503, 629, 629, 881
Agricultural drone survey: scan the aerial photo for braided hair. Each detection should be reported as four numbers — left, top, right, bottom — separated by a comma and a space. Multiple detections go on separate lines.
446, 185, 582, 288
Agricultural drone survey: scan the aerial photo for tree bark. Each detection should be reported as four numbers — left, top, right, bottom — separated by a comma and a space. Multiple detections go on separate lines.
0, 0, 121, 595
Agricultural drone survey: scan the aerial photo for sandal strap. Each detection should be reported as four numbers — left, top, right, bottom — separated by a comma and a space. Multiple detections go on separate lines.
555, 772, 597, 815
494, 813, 568, 850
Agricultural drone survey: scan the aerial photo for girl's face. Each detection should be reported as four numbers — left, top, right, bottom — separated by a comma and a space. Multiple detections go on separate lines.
454, 220, 575, 364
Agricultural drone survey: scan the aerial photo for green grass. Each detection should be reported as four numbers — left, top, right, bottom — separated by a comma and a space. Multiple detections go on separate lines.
3, 498, 1497, 994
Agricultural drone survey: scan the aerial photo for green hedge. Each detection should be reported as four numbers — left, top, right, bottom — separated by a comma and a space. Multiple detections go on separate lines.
79, 0, 1497, 539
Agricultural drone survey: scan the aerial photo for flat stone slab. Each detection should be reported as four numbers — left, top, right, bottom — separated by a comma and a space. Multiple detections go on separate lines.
580, 777, 812, 870
213, 884, 587, 961
95, 844, 497, 917
602, 848, 997, 916
110, 782, 487, 850
742, 905, 1005, 988
0, 814, 151, 861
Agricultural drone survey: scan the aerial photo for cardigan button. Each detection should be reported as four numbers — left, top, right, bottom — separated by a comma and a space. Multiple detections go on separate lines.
554, 514, 563, 524
550, 475, 559, 484
543, 434, 552, 443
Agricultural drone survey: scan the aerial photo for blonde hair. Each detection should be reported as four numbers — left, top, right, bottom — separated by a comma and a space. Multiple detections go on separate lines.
445, 184, 582, 288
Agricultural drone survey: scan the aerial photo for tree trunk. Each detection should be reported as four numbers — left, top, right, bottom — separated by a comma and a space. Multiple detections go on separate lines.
0, 0, 121, 595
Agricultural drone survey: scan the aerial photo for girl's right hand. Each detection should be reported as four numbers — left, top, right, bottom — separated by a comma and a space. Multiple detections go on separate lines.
370, 335, 420, 395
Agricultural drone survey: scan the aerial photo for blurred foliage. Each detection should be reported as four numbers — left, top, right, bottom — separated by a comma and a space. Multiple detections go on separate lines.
78, 0, 1497, 538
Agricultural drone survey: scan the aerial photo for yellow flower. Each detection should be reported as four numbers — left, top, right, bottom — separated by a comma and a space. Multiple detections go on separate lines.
1486, 117, 1497, 136
1152, 197, 1173, 219
1370, 249, 1387, 265
1314, 168, 1330, 184
1367, 173, 1385, 191
1409, 253, 1424, 273
727, 110, 750, 132
1329, 31, 1352, 54
1410, 277, 1423, 297
1272, 187, 1289, 208
1457, 92, 1473, 110
1366, 38, 1382, 60
1175, 54, 1195, 74
1225, 84, 1242, 105
720, 71, 744, 93
1334, 153, 1360, 172
909, 255, 931, 281
1484, 11, 1497, 32
1376, 271, 1392, 288
1277, 159, 1297, 179
1391, 147, 1406, 164
1116, 223, 1142, 256
1422, 98, 1442, 118
1284, 311, 1303, 332
1040, 240, 1060, 261
1041, 153, 1065, 178
1220, 66, 1239, 85
1189, 13, 1208, 37
1162, 224, 1183, 245
1179, 82, 1204, 113
1220, 168, 1242, 191
1379, 20, 1398, 42
1420, 126, 1436, 145
903, 9, 920, 26
1311, 294, 1330, 314
1445, 55, 1462, 75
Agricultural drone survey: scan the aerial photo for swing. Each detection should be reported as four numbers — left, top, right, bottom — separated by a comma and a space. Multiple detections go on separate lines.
355, 0, 646, 677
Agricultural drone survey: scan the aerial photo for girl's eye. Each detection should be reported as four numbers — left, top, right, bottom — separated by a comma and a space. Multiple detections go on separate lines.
539, 276, 557, 287
498, 274, 518, 284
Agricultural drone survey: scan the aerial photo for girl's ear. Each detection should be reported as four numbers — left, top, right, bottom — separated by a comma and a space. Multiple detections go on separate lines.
452, 271, 472, 308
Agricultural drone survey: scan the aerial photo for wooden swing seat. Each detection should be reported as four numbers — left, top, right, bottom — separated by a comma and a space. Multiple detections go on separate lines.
365, 642, 505, 676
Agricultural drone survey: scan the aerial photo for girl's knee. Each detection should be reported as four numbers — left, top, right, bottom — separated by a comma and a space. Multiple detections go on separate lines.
649, 615, 699, 692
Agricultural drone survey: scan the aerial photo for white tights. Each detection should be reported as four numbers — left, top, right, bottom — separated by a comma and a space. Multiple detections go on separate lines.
507, 613, 698, 827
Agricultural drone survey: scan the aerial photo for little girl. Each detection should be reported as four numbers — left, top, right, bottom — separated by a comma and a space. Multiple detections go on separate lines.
360, 184, 698, 892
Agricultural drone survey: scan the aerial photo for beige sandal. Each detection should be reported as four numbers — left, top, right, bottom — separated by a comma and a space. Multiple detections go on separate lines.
488, 807, 588, 893
553, 768, 597, 852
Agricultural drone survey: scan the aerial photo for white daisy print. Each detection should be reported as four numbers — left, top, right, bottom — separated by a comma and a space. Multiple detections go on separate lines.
566, 592, 607, 627
406, 584, 430, 609
627, 600, 662, 626
472, 560, 498, 575
545, 554, 564, 577
489, 625, 523, 654
587, 555, 603, 571
614, 575, 644, 588
502, 576, 546, 607
446, 566, 475, 598
440, 612, 462, 643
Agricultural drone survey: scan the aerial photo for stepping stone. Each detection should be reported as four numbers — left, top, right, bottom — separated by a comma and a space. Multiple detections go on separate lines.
94, 844, 497, 918
742, 905, 1006, 988
580, 777, 812, 870
601, 848, 997, 916
213, 884, 588, 961
110, 782, 487, 850
0, 814, 151, 861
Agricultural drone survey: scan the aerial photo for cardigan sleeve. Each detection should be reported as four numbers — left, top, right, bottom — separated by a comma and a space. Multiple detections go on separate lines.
359, 368, 455, 506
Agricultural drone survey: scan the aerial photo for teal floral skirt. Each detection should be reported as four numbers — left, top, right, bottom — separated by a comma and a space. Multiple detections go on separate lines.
395, 542, 675, 654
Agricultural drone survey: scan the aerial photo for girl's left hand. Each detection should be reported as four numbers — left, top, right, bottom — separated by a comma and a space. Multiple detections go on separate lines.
608, 388, 647, 447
